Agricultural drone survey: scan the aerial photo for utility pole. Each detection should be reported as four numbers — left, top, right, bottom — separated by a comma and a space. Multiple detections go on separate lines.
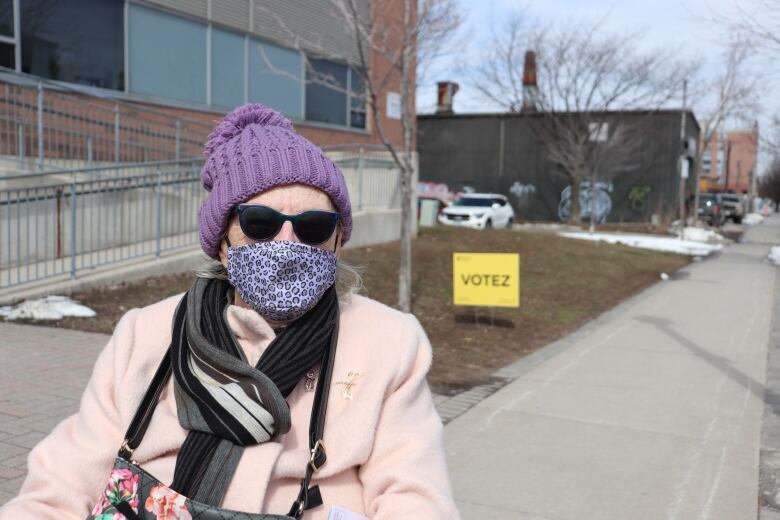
749, 120, 759, 212
678, 79, 688, 234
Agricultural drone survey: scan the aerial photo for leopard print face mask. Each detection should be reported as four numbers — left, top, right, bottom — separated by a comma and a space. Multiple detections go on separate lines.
227, 240, 337, 322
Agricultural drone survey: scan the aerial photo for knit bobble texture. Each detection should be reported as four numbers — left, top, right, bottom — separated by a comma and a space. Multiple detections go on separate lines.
197, 102, 353, 259
202, 104, 295, 190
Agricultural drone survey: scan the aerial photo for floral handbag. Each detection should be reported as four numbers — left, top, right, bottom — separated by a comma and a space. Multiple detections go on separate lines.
87, 319, 337, 520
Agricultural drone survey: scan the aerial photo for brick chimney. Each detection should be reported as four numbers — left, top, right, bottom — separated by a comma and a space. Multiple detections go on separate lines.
522, 50, 539, 112
436, 81, 459, 115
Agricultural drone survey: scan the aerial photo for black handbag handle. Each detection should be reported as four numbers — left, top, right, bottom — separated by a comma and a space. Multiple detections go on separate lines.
118, 295, 186, 461
287, 313, 339, 518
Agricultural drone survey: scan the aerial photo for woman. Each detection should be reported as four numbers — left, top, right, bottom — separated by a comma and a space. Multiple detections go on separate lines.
0, 104, 458, 519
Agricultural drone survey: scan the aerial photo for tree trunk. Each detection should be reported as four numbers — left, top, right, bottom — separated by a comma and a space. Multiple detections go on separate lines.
568, 178, 581, 225
692, 156, 703, 227
398, 163, 413, 312
588, 171, 597, 233
397, 0, 413, 313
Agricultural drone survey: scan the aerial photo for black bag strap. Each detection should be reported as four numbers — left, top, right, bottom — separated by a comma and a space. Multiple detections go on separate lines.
287, 310, 339, 518
117, 293, 340, 520
117, 295, 186, 461
118, 351, 172, 460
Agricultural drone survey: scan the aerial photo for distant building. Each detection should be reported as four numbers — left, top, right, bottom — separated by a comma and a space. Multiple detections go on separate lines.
418, 110, 700, 224
0, 0, 408, 149
699, 127, 758, 194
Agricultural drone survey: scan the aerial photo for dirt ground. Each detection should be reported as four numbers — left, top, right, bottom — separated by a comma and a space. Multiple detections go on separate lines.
13, 226, 691, 394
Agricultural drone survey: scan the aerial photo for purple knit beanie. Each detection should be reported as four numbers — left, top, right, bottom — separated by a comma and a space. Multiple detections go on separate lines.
198, 103, 352, 259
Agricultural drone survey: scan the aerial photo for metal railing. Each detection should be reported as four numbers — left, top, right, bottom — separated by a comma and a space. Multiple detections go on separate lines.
0, 72, 213, 172
324, 144, 402, 211
0, 159, 204, 289
0, 147, 402, 291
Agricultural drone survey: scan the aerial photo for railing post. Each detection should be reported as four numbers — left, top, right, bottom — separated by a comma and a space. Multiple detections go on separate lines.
114, 103, 120, 166
175, 118, 181, 162
70, 176, 77, 279
155, 168, 162, 257
37, 82, 43, 171
357, 146, 364, 211
16, 123, 23, 168
86, 136, 93, 166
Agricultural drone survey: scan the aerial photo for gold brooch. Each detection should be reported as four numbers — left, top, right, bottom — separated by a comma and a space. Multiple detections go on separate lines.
335, 371, 362, 400
304, 370, 316, 391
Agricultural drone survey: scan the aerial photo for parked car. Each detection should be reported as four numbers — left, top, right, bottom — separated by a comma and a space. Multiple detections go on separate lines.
698, 193, 725, 227
437, 193, 515, 229
719, 193, 744, 224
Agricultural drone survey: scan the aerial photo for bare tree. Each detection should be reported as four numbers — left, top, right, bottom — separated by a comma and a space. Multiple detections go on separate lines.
473, 15, 689, 225
720, 0, 780, 54
324, 0, 462, 312
472, 11, 532, 113
689, 36, 759, 223
256, 0, 461, 312
707, 2, 778, 213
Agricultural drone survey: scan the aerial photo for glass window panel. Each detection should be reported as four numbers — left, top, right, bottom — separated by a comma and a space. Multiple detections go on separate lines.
128, 3, 206, 104
21, 0, 124, 90
211, 28, 245, 109
349, 67, 366, 129
0, 0, 13, 37
0, 41, 13, 69
306, 58, 347, 126
249, 39, 302, 120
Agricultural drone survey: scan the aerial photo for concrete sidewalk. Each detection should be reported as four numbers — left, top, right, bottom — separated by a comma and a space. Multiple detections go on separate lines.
445, 217, 779, 519
0, 323, 109, 503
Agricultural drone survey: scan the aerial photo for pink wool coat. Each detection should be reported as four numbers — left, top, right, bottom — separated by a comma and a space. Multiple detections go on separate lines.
0, 292, 459, 519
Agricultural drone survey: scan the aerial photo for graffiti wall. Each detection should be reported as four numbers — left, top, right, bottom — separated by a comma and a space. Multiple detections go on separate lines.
417, 111, 699, 223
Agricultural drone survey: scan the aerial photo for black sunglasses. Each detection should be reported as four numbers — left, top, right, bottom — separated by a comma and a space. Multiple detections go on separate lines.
234, 204, 340, 245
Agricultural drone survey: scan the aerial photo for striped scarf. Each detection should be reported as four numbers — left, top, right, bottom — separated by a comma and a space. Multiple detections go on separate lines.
169, 277, 337, 505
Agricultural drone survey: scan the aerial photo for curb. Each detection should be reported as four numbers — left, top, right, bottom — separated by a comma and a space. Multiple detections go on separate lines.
760, 260, 780, 518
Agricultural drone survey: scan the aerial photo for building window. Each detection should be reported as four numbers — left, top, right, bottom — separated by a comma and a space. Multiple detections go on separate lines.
588, 122, 609, 142
306, 58, 348, 126
249, 39, 303, 120
128, 3, 206, 104
0, 0, 13, 69
211, 27, 245, 109
306, 58, 366, 129
716, 147, 725, 177
702, 150, 711, 174
0, 0, 12, 38
350, 67, 366, 129
20, 0, 124, 90
0, 42, 13, 69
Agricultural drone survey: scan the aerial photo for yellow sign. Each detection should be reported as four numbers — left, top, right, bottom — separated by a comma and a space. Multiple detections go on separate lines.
453, 253, 520, 308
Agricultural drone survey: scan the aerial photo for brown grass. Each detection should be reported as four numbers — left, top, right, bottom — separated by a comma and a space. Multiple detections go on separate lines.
14, 227, 690, 394
343, 227, 690, 393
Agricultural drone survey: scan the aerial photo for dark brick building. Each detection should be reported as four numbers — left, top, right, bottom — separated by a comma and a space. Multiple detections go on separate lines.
418, 110, 700, 223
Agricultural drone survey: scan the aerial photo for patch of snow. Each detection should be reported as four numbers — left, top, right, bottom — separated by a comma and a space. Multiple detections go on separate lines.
517, 222, 566, 230
660, 273, 670, 281
1, 295, 96, 321
681, 227, 725, 243
769, 247, 780, 266
558, 231, 722, 257
744, 213, 764, 226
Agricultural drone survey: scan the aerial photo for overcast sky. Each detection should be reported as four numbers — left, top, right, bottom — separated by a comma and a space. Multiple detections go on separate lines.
417, 0, 759, 116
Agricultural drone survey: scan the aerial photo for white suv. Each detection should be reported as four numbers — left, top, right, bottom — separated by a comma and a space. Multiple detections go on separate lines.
438, 193, 515, 230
